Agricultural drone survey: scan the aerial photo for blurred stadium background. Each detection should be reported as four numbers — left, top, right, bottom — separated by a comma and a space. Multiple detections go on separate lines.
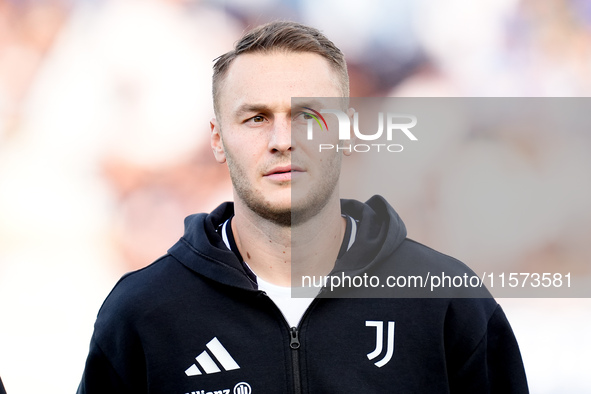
1, 0, 590, 392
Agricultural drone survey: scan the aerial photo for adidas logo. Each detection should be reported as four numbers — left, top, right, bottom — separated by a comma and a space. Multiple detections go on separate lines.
185, 337, 240, 376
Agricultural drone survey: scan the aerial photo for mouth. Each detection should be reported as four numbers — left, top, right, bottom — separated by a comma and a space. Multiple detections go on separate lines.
264, 165, 305, 181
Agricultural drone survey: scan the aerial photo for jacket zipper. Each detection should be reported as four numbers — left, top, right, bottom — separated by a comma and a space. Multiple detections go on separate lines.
258, 290, 323, 394
286, 294, 324, 394
290, 327, 301, 394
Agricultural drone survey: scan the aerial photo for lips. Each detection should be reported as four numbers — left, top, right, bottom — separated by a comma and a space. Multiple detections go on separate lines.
264, 165, 304, 181
265, 165, 301, 175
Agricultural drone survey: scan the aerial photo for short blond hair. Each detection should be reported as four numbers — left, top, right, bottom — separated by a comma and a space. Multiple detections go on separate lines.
212, 21, 349, 116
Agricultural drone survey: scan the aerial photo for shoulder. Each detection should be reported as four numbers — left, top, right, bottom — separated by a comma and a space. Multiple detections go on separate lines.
370, 238, 492, 299
93, 254, 205, 336
396, 238, 477, 276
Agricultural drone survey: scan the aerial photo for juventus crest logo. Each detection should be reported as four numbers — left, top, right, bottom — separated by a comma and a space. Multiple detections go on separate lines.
366, 321, 395, 368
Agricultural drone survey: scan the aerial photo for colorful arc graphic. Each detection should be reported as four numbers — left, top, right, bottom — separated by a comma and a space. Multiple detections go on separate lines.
303, 107, 329, 131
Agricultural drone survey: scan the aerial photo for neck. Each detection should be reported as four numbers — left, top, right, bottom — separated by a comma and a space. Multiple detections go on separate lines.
231, 195, 345, 287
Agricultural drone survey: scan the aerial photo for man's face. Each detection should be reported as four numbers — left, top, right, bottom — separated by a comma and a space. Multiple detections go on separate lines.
211, 51, 344, 226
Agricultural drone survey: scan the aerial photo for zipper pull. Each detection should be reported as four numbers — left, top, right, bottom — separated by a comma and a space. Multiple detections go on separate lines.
290, 327, 300, 349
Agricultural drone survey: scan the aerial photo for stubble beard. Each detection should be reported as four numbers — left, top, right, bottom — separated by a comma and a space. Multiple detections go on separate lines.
224, 145, 342, 228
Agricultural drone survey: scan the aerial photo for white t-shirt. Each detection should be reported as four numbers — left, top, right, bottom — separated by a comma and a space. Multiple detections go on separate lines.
256, 276, 317, 328
221, 216, 357, 328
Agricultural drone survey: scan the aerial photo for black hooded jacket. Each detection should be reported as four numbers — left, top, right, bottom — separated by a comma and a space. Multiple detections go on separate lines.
78, 196, 528, 393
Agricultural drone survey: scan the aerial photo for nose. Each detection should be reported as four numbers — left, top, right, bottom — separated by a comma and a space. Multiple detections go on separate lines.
268, 115, 292, 153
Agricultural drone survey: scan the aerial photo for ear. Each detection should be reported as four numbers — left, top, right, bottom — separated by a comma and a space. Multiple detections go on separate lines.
342, 107, 357, 156
210, 118, 226, 163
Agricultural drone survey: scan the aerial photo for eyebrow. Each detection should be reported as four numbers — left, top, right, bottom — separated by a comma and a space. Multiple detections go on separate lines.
232, 99, 330, 120
291, 99, 325, 111
234, 104, 273, 119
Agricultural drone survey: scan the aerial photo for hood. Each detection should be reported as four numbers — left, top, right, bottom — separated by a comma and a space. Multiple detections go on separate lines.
167, 202, 258, 290
335, 195, 407, 276
167, 195, 407, 290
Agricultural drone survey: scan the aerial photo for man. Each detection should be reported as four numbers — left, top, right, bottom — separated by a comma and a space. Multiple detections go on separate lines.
78, 21, 528, 393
